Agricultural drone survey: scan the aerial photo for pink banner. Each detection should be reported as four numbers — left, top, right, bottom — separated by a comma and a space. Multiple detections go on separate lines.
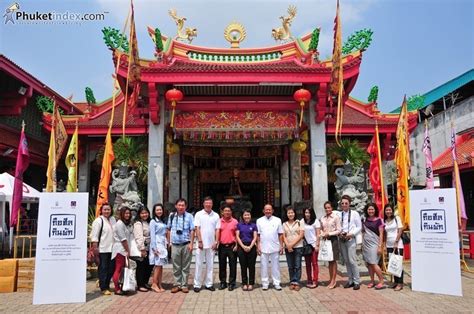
423, 122, 434, 189
11, 129, 30, 227
451, 126, 467, 221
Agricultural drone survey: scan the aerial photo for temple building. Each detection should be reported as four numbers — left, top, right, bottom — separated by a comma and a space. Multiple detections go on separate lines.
1, 9, 418, 219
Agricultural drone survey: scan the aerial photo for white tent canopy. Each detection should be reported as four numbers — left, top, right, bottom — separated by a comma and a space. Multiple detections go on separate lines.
0, 172, 41, 253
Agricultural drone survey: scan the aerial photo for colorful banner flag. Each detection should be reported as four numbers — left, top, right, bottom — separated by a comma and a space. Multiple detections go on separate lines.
450, 123, 468, 228
95, 130, 115, 217
422, 120, 434, 189
368, 125, 387, 216
330, 0, 344, 145
65, 122, 79, 192
395, 96, 410, 228
46, 114, 57, 192
11, 124, 30, 228
123, 0, 141, 137
53, 104, 68, 164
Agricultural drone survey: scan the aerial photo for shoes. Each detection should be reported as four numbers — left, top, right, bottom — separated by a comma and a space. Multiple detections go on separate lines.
138, 287, 149, 292
228, 284, 236, 291
219, 283, 227, 290
262, 286, 269, 291
367, 282, 375, 289
289, 284, 295, 290
294, 285, 301, 291
193, 287, 201, 293
389, 283, 398, 289
114, 290, 125, 296
374, 283, 386, 290
205, 286, 215, 291
181, 287, 189, 293
353, 284, 360, 290
144, 284, 152, 290
242, 285, 248, 291
248, 285, 254, 291
171, 286, 181, 293
394, 285, 403, 291
343, 282, 355, 289
274, 285, 282, 291
102, 290, 112, 296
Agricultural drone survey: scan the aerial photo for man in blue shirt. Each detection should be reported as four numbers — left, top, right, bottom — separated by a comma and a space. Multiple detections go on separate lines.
167, 198, 195, 293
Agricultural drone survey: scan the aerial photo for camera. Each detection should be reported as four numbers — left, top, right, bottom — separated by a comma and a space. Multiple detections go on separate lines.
177, 230, 183, 235
339, 232, 348, 242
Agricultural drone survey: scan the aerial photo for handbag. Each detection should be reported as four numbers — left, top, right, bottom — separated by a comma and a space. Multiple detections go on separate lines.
387, 249, 403, 277
302, 238, 314, 256
395, 216, 410, 245
121, 258, 137, 292
129, 233, 142, 259
318, 239, 334, 261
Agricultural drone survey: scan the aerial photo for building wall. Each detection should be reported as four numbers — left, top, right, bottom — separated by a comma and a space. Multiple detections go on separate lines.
410, 96, 474, 186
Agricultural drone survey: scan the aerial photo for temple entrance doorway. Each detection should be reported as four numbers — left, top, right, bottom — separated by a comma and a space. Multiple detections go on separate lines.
181, 145, 284, 220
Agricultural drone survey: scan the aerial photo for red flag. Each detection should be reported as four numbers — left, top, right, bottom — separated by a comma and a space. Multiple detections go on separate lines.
11, 126, 30, 227
368, 135, 386, 215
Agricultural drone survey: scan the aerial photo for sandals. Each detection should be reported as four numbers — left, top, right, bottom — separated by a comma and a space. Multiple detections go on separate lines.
374, 283, 386, 290
138, 287, 149, 292
248, 285, 253, 291
394, 285, 403, 291
367, 282, 375, 289
242, 285, 248, 291
327, 283, 336, 289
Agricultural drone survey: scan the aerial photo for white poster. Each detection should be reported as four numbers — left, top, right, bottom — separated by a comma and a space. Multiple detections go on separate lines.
410, 188, 462, 296
33, 193, 89, 304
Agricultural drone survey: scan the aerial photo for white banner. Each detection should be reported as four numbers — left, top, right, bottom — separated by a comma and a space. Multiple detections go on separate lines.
410, 188, 462, 296
33, 193, 89, 304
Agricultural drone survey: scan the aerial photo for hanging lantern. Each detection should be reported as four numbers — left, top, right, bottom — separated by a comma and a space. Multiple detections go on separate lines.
291, 140, 307, 152
293, 88, 311, 127
165, 88, 184, 128
166, 142, 180, 155
300, 130, 309, 142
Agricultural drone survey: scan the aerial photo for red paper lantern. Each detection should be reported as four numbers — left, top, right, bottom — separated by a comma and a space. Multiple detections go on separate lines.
165, 88, 184, 127
293, 88, 311, 127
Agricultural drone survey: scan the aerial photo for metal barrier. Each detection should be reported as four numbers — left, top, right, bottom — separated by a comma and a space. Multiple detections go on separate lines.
13, 235, 37, 259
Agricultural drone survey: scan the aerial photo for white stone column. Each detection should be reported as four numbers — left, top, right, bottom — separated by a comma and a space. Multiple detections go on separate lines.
168, 153, 180, 203
309, 99, 328, 218
280, 155, 290, 207
181, 158, 188, 201
290, 149, 302, 204
78, 141, 91, 192
147, 98, 165, 209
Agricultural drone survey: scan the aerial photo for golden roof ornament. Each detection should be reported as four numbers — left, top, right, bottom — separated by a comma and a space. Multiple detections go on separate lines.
272, 5, 297, 42
168, 8, 197, 43
224, 22, 246, 48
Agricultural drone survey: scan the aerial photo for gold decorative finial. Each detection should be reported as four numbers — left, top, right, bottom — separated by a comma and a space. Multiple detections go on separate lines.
272, 5, 297, 42
168, 8, 197, 43
224, 22, 246, 48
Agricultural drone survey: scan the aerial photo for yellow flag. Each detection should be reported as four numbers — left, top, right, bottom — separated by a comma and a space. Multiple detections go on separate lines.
66, 123, 79, 192
95, 130, 115, 217
46, 114, 57, 192
395, 96, 410, 228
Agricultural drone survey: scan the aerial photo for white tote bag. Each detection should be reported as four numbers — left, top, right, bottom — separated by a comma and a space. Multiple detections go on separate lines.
318, 239, 334, 261
122, 258, 137, 292
387, 251, 403, 277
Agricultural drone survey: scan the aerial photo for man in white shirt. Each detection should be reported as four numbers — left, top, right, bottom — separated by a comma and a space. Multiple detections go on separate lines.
338, 195, 362, 290
193, 196, 220, 292
257, 204, 284, 291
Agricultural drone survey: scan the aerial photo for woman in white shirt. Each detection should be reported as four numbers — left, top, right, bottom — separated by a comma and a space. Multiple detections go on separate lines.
90, 203, 116, 295
302, 208, 320, 288
383, 204, 404, 291
111, 206, 133, 295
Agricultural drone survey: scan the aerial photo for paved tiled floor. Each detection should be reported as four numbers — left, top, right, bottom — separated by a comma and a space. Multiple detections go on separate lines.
1, 262, 474, 313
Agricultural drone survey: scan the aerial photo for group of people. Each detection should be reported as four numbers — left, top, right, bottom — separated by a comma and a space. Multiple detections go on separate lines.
90, 194, 405, 295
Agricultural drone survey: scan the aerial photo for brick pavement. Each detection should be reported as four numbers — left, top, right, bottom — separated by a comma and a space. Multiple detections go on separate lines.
1, 262, 474, 313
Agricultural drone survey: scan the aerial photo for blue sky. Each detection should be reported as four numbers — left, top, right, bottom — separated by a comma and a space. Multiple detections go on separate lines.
1, 0, 473, 112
